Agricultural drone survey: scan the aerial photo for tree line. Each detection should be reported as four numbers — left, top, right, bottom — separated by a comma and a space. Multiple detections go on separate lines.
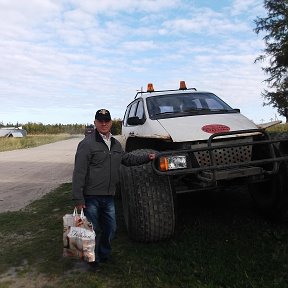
0, 119, 122, 135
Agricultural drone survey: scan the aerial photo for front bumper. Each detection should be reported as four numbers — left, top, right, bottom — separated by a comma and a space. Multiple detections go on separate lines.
152, 129, 288, 182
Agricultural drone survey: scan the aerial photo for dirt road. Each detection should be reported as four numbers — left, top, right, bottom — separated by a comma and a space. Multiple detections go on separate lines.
0, 137, 83, 213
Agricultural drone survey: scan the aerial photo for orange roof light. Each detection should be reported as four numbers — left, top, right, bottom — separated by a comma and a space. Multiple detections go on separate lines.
179, 81, 187, 90
147, 83, 154, 92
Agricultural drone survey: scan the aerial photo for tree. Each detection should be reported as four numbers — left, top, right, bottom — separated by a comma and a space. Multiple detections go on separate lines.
254, 0, 288, 122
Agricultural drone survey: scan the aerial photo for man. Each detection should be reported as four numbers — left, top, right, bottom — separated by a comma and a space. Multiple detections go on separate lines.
72, 109, 155, 271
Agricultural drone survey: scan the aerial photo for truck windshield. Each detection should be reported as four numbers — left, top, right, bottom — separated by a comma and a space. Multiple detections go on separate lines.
146, 92, 236, 119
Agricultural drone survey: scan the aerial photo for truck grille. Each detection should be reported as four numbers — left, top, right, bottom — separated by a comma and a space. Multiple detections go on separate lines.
194, 142, 252, 167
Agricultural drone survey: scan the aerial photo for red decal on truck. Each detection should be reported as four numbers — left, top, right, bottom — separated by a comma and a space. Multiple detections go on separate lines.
202, 124, 230, 134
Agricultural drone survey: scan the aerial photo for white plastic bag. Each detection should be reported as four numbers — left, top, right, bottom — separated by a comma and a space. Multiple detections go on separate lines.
63, 208, 95, 262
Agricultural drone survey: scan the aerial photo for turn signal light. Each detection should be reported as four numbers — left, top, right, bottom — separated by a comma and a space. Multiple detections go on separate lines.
147, 83, 154, 92
179, 81, 187, 90
159, 157, 169, 171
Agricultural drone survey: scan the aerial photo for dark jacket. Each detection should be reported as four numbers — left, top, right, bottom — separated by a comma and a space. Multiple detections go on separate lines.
72, 129, 151, 206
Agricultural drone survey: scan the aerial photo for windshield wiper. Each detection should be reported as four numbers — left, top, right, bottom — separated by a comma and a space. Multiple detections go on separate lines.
154, 111, 176, 116
183, 108, 237, 113
182, 108, 210, 113
210, 109, 238, 113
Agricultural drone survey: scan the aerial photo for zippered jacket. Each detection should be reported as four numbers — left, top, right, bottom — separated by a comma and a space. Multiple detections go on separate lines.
72, 129, 151, 206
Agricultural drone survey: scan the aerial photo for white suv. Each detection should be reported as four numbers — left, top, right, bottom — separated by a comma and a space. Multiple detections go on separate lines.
119, 81, 288, 242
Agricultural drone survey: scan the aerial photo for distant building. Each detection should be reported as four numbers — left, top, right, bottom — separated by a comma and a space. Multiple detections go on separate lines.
0, 127, 27, 138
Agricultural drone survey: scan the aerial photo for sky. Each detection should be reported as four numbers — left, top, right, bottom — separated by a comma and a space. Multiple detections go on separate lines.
0, 0, 285, 125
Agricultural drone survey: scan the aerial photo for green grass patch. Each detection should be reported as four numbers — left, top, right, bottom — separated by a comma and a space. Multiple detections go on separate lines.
0, 184, 288, 287
267, 123, 288, 133
0, 134, 77, 152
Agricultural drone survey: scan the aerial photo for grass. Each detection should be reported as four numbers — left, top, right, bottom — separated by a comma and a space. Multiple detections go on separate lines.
0, 134, 77, 152
267, 123, 288, 133
0, 184, 288, 288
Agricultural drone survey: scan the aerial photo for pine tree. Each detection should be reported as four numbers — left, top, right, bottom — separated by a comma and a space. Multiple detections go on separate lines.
254, 0, 288, 122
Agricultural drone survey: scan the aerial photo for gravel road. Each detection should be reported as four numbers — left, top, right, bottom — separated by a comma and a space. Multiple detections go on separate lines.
0, 137, 83, 213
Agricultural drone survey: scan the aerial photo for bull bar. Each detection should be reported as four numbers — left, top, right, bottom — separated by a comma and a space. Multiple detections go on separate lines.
152, 129, 288, 182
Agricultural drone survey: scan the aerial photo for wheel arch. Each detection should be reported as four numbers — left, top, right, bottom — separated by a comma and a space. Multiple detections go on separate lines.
125, 136, 168, 152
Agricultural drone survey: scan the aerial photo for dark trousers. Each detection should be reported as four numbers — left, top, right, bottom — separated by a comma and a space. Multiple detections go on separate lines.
84, 195, 116, 263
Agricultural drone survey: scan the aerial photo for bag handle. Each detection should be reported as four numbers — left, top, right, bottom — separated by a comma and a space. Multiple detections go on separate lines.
73, 207, 78, 216
80, 208, 85, 219
73, 207, 85, 219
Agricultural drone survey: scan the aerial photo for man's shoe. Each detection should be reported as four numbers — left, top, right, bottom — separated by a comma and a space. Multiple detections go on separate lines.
87, 261, 101, 272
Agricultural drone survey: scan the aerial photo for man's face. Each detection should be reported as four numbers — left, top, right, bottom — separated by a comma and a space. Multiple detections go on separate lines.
94, 119, 112, 136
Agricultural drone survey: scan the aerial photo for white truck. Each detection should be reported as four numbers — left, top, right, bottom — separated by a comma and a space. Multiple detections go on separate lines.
119, 81, 288, 242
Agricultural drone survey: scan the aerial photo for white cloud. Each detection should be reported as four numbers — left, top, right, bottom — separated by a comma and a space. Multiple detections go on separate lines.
0, 0, 283, 125
162, 8, 250, 36
69, 0, 180, 14
121, 40, 157, 51
230, 0, 264, 16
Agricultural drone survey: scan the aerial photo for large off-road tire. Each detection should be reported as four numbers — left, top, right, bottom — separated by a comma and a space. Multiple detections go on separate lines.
120, 150, 175, 242
249, 132, 288, 221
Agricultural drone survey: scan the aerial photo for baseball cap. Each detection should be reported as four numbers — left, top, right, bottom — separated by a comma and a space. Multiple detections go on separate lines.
95, 109, 112, 121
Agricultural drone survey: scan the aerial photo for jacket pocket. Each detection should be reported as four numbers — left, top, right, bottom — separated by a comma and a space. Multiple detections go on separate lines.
90, 150, 108, 167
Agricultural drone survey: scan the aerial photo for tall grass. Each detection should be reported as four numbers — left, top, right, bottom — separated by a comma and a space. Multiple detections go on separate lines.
267, 123, 288, 133
0, 134, 76, 152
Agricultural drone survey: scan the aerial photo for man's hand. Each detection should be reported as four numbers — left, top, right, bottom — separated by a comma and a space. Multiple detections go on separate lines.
75, 204, 86, 210
148, 153, 157, 160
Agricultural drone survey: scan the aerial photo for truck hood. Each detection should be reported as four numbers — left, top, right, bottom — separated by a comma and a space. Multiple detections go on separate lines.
157, 113, 258, 142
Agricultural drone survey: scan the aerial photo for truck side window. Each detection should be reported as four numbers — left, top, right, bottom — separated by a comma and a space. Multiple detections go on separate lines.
135, 101, 144, 119
128, 102, 138, 118
123, 106, 131, 126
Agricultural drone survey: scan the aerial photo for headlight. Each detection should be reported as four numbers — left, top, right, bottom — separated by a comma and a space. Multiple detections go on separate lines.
159, 155, 187, 171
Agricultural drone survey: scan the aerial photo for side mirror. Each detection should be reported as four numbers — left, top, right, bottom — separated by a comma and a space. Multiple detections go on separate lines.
127, 116, 146, 126
234, 108, 240, 113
